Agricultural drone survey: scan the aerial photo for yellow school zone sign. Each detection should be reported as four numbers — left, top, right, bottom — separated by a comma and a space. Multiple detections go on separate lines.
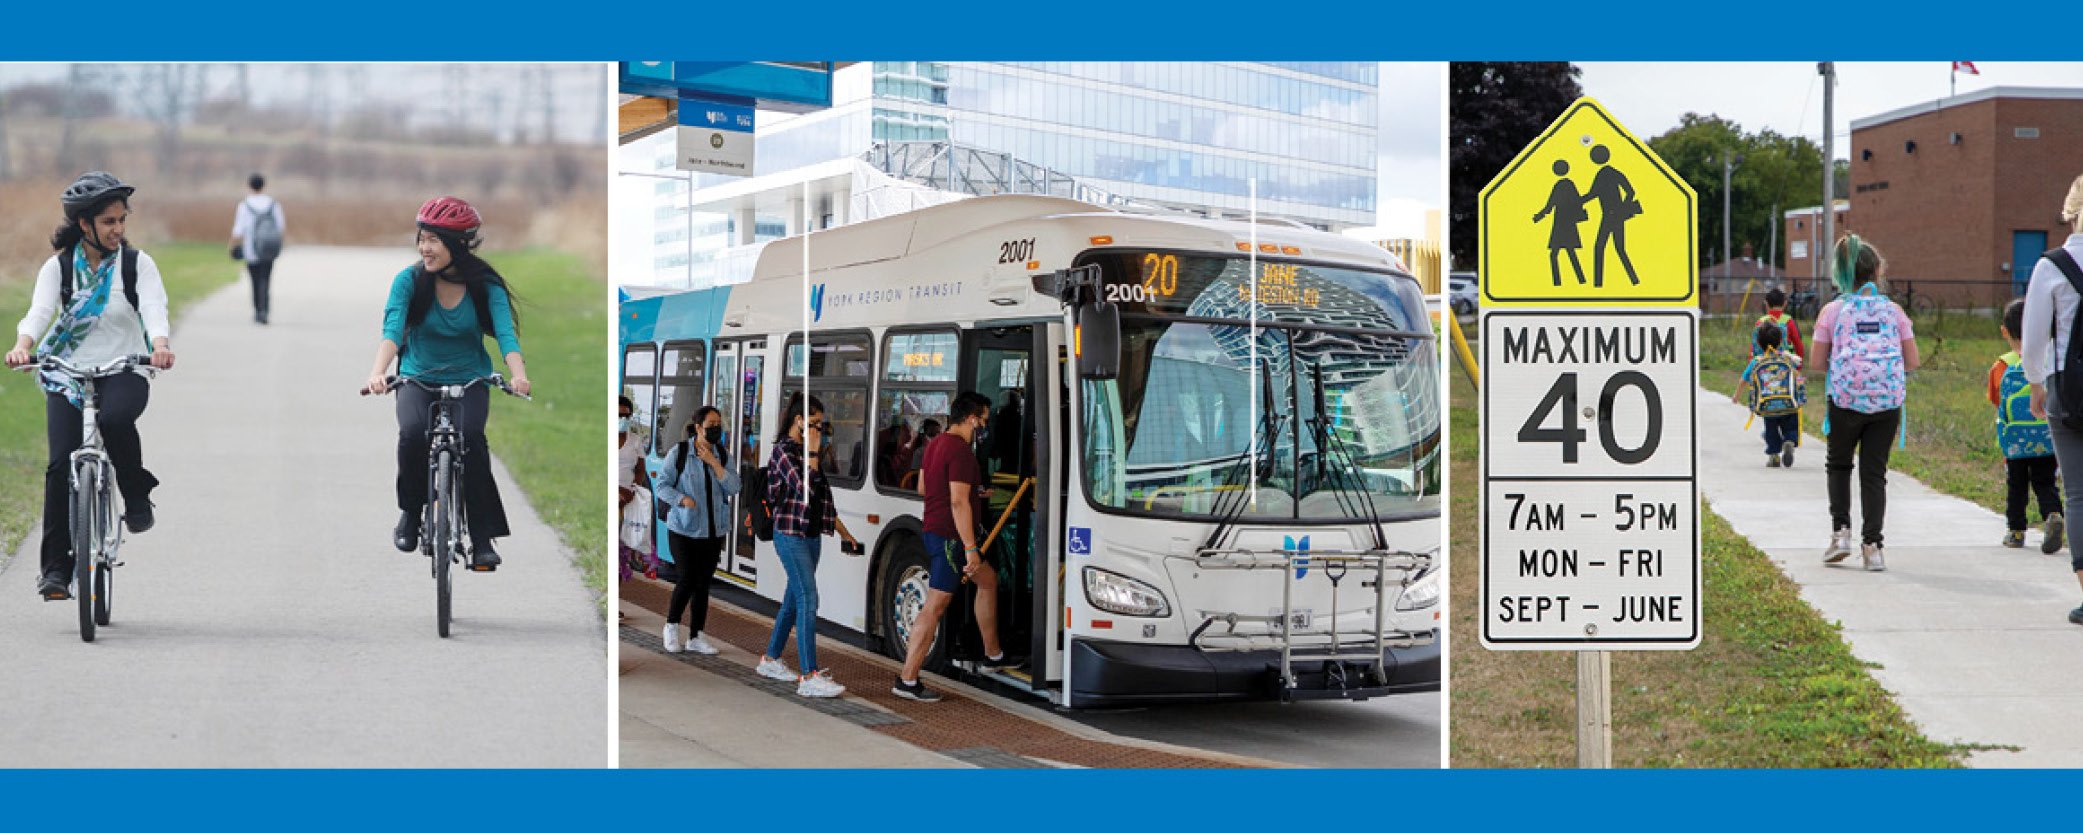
1481, 97, 1696, 306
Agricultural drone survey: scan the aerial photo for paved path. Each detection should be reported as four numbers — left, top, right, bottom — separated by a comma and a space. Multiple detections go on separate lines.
1697, 389, 2083, 767
0, 246, 607, 767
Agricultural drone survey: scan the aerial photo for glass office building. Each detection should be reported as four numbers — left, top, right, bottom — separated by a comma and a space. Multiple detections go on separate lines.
624, 62, 1380, 287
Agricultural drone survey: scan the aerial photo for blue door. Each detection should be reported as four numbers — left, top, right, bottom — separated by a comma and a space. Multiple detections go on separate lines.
2015, 230, 2050, 296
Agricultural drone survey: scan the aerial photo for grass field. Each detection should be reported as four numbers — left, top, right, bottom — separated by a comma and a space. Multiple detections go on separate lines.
1701, 308, 2019, 518
478, 248, 607, 600
0, 242, 237, 562
1447, 369, 1966, 767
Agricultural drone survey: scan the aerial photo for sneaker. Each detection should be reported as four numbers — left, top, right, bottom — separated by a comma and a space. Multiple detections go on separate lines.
1823, 528, 1855, 563
686, 633, 720, 656
978, 654, 1020, 673
892, 677, 943, 702
470, 542, 501, 571
661, 623, 685, 653
36, 571, 68, 600
796, 670, 845, 698
1862, 542, 1886, 572
755, 657, 796, 681
2003, 530, 2027, 548
2045, 514, 2067, 555
1781, 446, 1796, 468
123, 500, 154, 534
1765, 454, 1781, 468
2069, 604, 2083, 626
393, 511, 420, 552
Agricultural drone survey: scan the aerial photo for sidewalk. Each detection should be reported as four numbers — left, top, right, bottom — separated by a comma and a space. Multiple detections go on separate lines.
1697, 388, 2083, 767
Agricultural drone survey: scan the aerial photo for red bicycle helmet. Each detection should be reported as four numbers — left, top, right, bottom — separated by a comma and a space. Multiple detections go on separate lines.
416, 196, 481, 237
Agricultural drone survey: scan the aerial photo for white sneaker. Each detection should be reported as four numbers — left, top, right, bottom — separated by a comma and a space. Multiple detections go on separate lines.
755, 657, 796, 681
686, 633, 720, 656
1862, 543, 1886, 572
1823, 529, 1854, 563
661, 623, 684, 654
797, 671, 846, 698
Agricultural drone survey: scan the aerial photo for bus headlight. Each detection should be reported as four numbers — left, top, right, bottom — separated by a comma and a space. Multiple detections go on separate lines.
1083, 567, 1171, 618
1394, 572, 1440, 611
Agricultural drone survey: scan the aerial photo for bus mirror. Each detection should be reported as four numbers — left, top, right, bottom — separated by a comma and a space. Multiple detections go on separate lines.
1076, 300, 1121, 381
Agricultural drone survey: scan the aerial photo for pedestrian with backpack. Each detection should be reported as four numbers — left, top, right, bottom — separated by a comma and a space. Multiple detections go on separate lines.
5, 172, 176, 600
2020, 171, 2083, 624
1734, 321, 1804, 468
1810, 235, 1920, 572
229, 173, 285, 325
656, 406, 737, 656
1990, 298, 2064, 551
1756, 287, 1805, 362
756, 392, 862, 698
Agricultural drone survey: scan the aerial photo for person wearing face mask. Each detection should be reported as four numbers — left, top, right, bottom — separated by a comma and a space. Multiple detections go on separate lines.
656, 406, 736, 655
6, 172, 176, 601
894, 391, 1011, 702
757, 392, 862, 698
362, 196, 530, 570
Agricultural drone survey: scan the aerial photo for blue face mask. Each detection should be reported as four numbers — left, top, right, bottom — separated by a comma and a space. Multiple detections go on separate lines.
617, 417, 631, 433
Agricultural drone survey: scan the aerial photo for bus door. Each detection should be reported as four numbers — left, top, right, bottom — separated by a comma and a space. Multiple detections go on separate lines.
1037, 323, 1066, 688
949, 325, 1042, 678
713, 340, 767, 582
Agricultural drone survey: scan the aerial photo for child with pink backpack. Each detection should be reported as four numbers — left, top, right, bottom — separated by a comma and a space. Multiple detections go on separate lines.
1810, 235, 1921, 572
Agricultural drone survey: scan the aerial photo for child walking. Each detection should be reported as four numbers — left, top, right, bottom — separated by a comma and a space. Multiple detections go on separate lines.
1736, 321, 1805, 467
1756, 287, 1806, 362
1991, 298, 2065, 552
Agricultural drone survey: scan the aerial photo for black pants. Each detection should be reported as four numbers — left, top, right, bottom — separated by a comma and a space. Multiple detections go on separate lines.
41, 374, 157, 578
2005, 455, 2062, 531
247, 259, 274, 317
396, 382, 509, 545
1826, 402, 1901, 545
666, 533, 724, 631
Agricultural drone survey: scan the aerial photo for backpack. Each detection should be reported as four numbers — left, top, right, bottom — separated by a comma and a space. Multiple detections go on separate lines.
58, 247, 140, 313
1752, 312, 1791, 358
1826, 285, 1907, 414
2045, 249, 2083, 432
1995, 351, 2053, 459
653, 439, 688, 523
249, 199, 283, 262
1749, 350, 1805, 416
741, 462, 775, 542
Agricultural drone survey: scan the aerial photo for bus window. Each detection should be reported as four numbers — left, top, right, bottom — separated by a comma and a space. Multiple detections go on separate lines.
657, 341, 707, 451
710, 351, 738, 466
875, 330, 958, 493
784, 333, 872, 487
621, 344, 658, 454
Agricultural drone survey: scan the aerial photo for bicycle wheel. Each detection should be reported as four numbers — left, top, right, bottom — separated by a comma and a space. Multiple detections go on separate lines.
95, 474, 113, 627
433, 449, 454, 638
71, 463, 97, 643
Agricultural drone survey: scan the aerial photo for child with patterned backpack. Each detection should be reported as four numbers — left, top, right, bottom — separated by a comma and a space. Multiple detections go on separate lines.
1735, 321, 1805, 468
1990, 298, 2065, 552
1811, 235, 1921, 572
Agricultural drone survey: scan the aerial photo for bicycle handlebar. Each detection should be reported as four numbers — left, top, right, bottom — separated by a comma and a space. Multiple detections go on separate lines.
25, 354, 154, 379
366, 374, 532, 401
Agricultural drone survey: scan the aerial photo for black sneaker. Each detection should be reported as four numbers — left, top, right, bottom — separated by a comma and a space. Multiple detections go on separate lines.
979, 654, 1021, 673
393, 511, 420, 552
2044, 513, 2066, 555
36, 571, 69, 600
892, 677, 943, 702
123, 500, 154, 534
2069, 604, 2083, 626
470, 542, 501, 571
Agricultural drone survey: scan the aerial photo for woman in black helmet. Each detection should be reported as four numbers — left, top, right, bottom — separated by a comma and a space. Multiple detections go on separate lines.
4, 172, 177, 600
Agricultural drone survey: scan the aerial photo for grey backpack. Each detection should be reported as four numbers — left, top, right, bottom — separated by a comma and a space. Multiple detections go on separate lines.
250, 200, 283, 262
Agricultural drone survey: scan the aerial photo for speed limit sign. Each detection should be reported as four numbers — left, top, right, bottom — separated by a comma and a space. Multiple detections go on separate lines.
1480, 309, 1699, 650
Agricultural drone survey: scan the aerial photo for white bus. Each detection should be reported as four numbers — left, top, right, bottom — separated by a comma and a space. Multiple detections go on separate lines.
620, 195, 1440, 707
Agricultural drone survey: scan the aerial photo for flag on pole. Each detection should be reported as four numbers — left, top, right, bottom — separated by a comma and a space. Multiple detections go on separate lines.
1953, 61, 1980, 75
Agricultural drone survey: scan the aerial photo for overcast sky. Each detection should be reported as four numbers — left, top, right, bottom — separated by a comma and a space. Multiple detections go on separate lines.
1370, 61, 1443, 240
1578, 62, 2083, 157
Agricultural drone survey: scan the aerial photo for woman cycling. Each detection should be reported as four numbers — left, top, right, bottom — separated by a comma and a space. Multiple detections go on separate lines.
361, 197, 529, 570
1811, 234, 1919, 572
5, 172, 175, 600
756, 392, 860, 698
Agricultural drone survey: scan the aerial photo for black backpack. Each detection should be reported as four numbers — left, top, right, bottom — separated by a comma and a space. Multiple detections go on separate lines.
59, 248, 141, 311
2047, 249, 2083, 431
742, 462, 776, 543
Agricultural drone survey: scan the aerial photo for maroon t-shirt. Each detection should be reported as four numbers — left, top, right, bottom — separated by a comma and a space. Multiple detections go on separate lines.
920, 432, 982, 538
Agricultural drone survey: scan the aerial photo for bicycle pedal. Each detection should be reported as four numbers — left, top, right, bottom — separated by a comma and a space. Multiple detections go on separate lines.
467, 564, 497, 572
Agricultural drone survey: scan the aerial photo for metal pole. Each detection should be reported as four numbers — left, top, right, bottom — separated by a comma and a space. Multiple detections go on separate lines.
1578, 650, 1612, 768
1723, 151, 1733, 296
1769, 203, 1778, 278
1820, 62, 1837, 292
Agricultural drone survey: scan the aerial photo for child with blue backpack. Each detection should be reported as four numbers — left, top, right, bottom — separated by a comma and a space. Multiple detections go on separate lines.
1734, 321, 1804, 467
1991, 298, 2065, 552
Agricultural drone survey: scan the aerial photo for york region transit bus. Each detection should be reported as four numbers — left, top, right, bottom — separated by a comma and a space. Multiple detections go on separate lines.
620, 195, 1440, 708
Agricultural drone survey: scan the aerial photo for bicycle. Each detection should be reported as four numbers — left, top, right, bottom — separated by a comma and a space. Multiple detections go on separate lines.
370, 373, 529, 638
30, 354, 154, 642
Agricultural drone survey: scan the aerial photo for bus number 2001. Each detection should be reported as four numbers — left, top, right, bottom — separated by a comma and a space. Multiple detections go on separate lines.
998, 238, 1036, 264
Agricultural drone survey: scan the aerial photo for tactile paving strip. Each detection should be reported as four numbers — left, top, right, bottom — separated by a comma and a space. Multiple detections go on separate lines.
623, 578, 1250, 769
622, 625, 910, 728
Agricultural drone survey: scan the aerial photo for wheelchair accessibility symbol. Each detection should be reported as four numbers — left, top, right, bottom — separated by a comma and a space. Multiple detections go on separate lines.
1068, 527, 1092, 556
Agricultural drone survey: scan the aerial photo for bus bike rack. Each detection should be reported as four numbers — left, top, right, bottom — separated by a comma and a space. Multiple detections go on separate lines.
1186, 546, 1435, 700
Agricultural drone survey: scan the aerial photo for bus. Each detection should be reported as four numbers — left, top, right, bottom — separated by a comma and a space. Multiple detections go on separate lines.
620, 195, 1441, 708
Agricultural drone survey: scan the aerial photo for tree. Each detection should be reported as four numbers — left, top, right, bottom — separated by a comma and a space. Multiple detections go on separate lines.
1647, 114, 1824, 271
1449, 62, 1581, 270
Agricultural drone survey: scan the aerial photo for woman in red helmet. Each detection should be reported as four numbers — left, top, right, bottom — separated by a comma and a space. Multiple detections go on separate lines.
361, 197, 529, 568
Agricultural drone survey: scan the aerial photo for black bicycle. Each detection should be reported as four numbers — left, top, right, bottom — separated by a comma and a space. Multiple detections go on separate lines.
30, 354, 153, 642
376, 374, 529, 637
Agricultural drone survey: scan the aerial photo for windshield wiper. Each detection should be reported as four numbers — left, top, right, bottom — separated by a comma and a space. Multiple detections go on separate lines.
1307, 363, 1389, 551
1201, 350, 1287, 551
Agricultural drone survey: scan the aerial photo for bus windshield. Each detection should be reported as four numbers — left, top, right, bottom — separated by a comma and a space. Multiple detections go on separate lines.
1077, 253, 1441, 523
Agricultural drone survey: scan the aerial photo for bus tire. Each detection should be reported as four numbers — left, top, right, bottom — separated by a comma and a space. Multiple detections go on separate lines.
876, 534, 949, 672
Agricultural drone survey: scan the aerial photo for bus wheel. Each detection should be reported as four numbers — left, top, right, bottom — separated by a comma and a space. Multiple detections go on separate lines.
877, 536, 948, 672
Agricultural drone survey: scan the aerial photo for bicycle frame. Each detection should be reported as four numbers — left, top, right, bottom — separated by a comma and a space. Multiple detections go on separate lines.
69, 385, 121, 560
421, 386, 473, 566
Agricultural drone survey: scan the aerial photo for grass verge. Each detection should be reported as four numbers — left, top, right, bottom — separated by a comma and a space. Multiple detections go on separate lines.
0, 242, 238, 561
1449, 369, 1965, 767
480, 248, 607, 602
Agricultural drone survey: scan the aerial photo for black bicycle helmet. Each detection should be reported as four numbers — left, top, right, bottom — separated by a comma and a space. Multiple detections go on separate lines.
61, 171, 135, 219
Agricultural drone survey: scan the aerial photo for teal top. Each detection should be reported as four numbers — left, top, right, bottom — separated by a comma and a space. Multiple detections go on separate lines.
380, 266, 521, 384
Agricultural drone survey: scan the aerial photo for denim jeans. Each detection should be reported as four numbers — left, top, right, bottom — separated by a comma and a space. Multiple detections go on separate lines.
1762, 414, 1799, 455
765, 533, 823, 671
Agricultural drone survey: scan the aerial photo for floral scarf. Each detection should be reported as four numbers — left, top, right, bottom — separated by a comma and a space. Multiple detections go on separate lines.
35, 245, 118, 406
